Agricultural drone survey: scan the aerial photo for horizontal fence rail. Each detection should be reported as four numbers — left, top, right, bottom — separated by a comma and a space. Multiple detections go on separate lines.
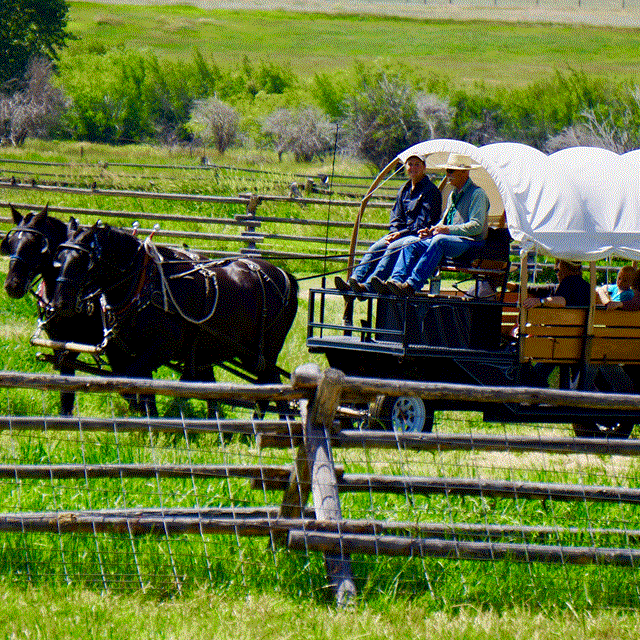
0, 186, 390, 264
0, 366, 638, 604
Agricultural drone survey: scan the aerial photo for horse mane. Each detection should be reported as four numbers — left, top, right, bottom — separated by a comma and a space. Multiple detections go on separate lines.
73, 224, 141, 267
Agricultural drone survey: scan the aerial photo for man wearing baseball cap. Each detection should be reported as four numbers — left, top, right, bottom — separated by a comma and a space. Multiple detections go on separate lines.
378, 153, 489, 296
335, 154, 441, 295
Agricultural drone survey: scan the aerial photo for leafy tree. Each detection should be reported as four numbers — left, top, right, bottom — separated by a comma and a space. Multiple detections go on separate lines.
0, 0, 73, 90
59, 48, 158, 143
240, 57, 296, 97
448, 89, 506, 146
546, 84, 640, 153
312, 71, 350, 120
341, 65, 424, 169
146, 51, 221, 142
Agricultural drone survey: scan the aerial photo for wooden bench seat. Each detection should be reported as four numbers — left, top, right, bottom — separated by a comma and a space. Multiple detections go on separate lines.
592, 309, 640, 363
438, 227, 512, 301
521, 307, 640, 365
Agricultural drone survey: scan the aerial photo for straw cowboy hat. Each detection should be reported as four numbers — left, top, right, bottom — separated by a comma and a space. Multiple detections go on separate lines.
439, 153, 482, 171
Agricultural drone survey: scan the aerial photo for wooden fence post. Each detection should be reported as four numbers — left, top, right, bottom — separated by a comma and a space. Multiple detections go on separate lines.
285, 364, 356, 606
244, 194, 260, 254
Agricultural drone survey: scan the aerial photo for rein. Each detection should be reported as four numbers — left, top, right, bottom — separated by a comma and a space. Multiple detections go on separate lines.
145, 244, 293, 374
143, 238, 219, 325
56, 229, 294, 378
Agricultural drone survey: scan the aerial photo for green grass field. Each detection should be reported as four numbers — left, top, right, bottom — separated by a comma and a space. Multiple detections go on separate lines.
66, 1, 640, 86
2, 141, 640, 637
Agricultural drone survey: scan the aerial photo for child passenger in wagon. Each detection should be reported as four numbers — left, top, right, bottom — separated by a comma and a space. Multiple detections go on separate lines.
597, 265, 636, 305
606, 268, 640, 311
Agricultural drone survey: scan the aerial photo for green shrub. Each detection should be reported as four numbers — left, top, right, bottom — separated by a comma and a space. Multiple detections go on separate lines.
340, 63, 424, 169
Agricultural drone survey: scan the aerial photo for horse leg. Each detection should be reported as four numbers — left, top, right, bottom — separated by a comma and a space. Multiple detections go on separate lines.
134, 379, 158, 418
181, 354, 223, 420
117, 362, 158, 418
198, 364, 224, 420
56, 350, 78, 417
256, 367, 290, 419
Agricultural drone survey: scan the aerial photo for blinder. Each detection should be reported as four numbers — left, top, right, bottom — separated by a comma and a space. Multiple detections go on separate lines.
54, 239, 95, 279
1, 227, 51, 258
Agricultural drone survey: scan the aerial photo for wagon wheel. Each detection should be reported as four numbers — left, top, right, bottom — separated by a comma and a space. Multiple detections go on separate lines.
369, 395, 434, 433
572, 420, 634, 439
571, 365, 636, 439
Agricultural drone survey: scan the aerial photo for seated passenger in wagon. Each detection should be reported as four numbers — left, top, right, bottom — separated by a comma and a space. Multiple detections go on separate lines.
597, 265, 636, 305
523, 259, 591, 387
373, 153, 489, 296
523, 260, 591, 311
334, 153, 441, 295
606, 268, 640, 311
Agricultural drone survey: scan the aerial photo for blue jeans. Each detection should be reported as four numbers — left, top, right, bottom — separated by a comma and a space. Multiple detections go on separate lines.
353, 235, 419, 285
390, 234, 484, 290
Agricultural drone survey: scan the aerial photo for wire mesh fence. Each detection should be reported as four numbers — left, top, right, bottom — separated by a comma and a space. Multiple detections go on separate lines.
0, 370, 639, 608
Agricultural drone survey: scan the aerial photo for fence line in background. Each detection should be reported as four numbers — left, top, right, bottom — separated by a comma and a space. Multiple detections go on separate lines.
0, 184, 389, 263
0, 156, 403, 184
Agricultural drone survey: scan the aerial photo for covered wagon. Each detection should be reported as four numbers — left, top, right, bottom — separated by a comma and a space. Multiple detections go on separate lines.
307, 139, 640, 436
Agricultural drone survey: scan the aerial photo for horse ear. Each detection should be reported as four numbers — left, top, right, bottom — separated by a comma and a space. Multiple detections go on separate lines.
33, 204, 48, 225
68, 217, 78, 233
9, 204, 22, 225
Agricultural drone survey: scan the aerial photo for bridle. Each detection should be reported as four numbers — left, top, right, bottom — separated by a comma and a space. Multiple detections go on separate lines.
54, 233, 144, 313
2, 227, 52, 285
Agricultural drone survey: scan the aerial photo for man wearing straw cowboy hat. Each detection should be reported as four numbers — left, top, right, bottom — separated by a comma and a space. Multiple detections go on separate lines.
377, 152, 489, 296
334, 154, 441, 295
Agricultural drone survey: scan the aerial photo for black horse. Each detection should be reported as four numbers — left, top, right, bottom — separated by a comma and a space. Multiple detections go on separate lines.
1, 204, 110, 415
52, 223, 299, 415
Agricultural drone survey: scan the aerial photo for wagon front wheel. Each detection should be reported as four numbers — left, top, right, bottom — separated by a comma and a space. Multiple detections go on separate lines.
572, 420, 634, 439
370, 395, 434, 433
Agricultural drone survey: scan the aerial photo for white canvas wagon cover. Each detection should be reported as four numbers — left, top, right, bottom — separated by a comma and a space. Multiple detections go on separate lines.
397, 139, 640, 262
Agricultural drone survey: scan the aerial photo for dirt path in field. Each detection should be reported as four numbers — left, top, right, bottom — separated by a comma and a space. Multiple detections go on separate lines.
75, 0, 640, 28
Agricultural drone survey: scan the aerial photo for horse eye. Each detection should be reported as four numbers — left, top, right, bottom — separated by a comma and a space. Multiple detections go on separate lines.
52, 260, 61, 269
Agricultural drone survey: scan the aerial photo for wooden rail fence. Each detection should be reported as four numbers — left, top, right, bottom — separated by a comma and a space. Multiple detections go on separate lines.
0, 367, 640, 604
0, 183, 390, 263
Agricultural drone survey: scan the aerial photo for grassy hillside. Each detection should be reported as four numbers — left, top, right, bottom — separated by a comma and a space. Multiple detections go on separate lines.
66, 1, 640, 87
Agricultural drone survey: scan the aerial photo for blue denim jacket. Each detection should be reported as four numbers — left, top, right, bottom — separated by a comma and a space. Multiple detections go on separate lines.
389, 176, 442, 238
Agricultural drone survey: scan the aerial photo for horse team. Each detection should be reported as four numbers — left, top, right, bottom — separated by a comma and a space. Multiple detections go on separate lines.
1, 205, 299, 417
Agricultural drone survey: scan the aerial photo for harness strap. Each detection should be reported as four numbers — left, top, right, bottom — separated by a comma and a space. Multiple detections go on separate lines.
143, 237, 219, 324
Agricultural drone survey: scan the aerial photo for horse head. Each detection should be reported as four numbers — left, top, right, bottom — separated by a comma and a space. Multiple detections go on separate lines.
1, 204, 72, 300
53, 223, 140, 318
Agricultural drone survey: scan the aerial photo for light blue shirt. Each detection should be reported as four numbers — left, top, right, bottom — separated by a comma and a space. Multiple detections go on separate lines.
608, 284, 634, 302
